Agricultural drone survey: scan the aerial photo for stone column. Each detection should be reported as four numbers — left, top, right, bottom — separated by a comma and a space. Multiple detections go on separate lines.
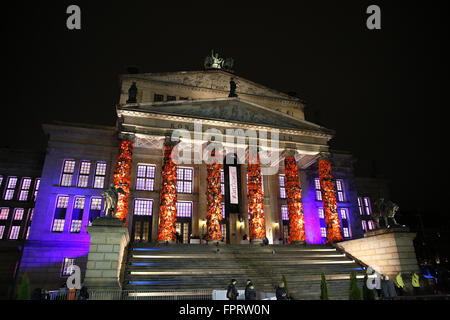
318, 154, 343, 243
113, 140, 133, 225
284, 155, 306, 244
247, 153, 266, 243
205, 152, 223, 241
85, 218, 130, 293
157, 143, 177, 243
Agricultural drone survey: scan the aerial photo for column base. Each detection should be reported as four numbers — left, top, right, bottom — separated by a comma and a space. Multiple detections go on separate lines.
157, 240, 177, 245
291, 241, 306, 245
250, 239, 264, 245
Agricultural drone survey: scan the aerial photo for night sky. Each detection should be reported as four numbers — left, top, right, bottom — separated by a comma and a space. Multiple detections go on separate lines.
1, 1, 447, 227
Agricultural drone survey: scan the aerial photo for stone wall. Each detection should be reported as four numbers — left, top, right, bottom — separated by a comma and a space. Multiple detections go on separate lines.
336, 228, 419, 278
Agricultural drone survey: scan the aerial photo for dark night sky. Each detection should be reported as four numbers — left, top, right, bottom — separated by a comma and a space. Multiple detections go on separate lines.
1, 1, 448, 226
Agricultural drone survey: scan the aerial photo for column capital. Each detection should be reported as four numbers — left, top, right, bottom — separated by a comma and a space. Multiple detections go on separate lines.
318, 152, 332, 161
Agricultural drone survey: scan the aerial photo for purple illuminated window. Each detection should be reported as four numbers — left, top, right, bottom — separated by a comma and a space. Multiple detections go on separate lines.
336, 179, 345, 202
26, 226, 30, 239
221, 202, 225, 219
0, 226, 5, 239
52, 196, 69, 233
315, 178, 322, 201
136, 164, 155, 191
362, 220, 368, 232
33, 178, 40, 201
320, 227, 327, 238
4, 177, 18, 200
343, 228, 349, 238
318, 207, 325, 219
177, 167, 193, 194
18, 178, 32, 201
364, 197, 372, 215
279, 175, 286, 199
176, 201, 193, 218
94, 162, 107, 189
14, 208, 24, 220
0, 208, 9, 220
9, 226, 20, 240
29, 208, 34, 221
70, 197, 85, 233
61, 160, 75, 187
89, 197, 102, 222
61, 258, 76, 277
357, 197, 364, 215
221, 170, 225, 196
134, 199, 153, 216
77, 161, 91, 188
340, 208, 347, 220
281, 205, 289, 221
368, 220, 375, 230
0, 175, 3, 188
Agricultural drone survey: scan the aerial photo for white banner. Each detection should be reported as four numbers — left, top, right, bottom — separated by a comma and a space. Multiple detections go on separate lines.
229, 166, 239, 204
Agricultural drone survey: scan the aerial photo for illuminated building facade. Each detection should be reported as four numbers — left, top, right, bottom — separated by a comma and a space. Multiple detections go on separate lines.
8, 68, 369, 291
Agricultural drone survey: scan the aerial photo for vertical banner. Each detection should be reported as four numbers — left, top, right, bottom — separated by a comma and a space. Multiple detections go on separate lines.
229, 166, 239, 205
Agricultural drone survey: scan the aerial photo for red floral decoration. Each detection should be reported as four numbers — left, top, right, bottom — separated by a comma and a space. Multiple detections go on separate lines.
284, 156, 306, 243
205, 152, 223, 241
247, 154, 266, 240
157, 145, 178, 242
319, 159, 343, 243
113, 141, 133, 225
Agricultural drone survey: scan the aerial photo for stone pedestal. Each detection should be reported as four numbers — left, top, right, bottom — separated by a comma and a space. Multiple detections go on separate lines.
84, 217, 130, 290
336, 227, 419, 278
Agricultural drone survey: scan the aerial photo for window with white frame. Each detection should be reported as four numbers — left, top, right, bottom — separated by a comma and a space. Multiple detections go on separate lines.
61, 258, 76, 277
134, 199, 153, 216
94, 162, 107, 189
0, 175, 3, 188
9, 226, 20, 240
279, 175, 287, 199
4, 177, 18, 200
89, 197, 103, 222
340, 208, 347, 220
362, 220, 368, 232
221, 202, 225, 219
14, 208, 24, 220
368, 220, 375, 230
177, 167, 193, 194
318, 207, 325, 219
70, 197, 85, 233
52, 196, 69, 232
357, 197, 364, 215
335, 179, 346, 202
136, 164, 156, 191
0, 208, 9, 220
61, 160, 76, 187
176, 201, 193, 218
18, 178, 32, 201
320, 227, 327, 238
77, 161, 91, 188
33, 178, 41, 201
315, 178, 322, 201
343, 227, 350, 238
221, 170, 225, 196
363, 197, 372, 215
0, 226, 5, 239
281, 205, 289, 221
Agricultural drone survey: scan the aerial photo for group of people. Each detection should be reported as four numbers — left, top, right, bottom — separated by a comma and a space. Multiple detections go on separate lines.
31, 283, 90, 300
374, 272, 421, 299
226, 279, 289, 300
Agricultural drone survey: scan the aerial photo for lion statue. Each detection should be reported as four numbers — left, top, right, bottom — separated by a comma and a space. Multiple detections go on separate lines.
372, 198, 404, 229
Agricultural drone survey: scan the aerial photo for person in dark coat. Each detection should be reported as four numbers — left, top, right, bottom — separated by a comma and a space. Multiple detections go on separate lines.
245, 281, 257, 300
227, 279, 239, 300
78, 285, 89, 300
276, 282, 289, 300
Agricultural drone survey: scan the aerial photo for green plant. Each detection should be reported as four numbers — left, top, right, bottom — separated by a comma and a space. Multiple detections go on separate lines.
363, 274, 376, 300
282, 274, 290, 299
349, 271, 362, 300
320, 272, 329, 300
16, 273, 31, 300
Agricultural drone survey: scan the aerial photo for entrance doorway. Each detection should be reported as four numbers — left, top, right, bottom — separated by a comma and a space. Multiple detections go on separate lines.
176, 219, 191, 244
132, 216, 152, 242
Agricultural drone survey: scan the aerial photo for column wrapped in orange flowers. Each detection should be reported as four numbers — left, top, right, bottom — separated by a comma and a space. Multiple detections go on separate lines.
113, 141, 133, 224
205, 152, 223, 241
247, 153, 266, 240
319, 159, 343, 243
157, 145, 178, 242
284, 156, 306, 243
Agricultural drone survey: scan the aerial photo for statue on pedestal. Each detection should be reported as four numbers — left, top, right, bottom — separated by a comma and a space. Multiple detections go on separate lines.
204, 50, 234, 71
372, 198, 404, 229
101, 184, 126, 218
126, 82, 138, 104
229, 77, 238, 98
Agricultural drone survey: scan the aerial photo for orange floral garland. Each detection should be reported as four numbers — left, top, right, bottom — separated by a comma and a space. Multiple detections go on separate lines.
284, 156, 306, 243
205, 155, 223, 241
113, 141, 133, 224
247, 154, 266, 240
157, 145, 178, 242
319, 159, 343, 243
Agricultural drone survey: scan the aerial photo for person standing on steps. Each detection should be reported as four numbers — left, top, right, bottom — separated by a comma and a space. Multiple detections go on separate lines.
245, 280, 257, 300
276, 282, 289, 300
227, 279, 239, 300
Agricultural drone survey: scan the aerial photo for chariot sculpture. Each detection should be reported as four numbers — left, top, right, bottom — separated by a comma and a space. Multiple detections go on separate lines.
101, 183, 126, 218
204, 50, 234, 71
372, 198, 405, 229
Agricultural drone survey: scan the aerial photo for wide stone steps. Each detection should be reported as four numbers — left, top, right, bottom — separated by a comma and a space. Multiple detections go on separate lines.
123, 244, 364, 300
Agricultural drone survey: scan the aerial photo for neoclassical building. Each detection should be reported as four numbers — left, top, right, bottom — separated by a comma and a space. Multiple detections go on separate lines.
8, 63, 380, 291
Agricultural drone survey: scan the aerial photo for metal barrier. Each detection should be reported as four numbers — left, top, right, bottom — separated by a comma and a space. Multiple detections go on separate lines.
47, 289, 212, 300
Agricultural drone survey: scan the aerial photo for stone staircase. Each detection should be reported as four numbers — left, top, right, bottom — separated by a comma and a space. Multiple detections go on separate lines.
122, 243, 365, 300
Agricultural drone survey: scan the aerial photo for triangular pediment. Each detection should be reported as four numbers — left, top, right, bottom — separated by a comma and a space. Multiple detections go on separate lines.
135, 98, 333, 136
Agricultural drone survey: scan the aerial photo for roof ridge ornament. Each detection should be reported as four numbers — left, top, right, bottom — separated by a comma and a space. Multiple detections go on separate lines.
204, 50, 234, 72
